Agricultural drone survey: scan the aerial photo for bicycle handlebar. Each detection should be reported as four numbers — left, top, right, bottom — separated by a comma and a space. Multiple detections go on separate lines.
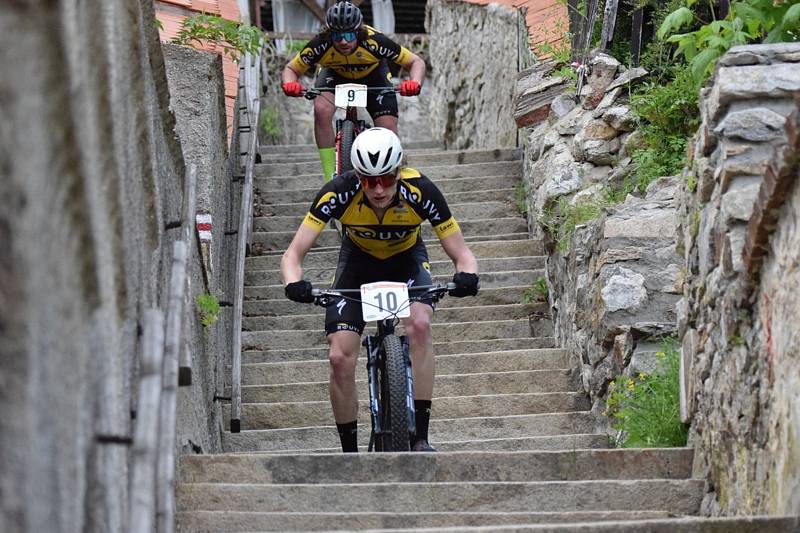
311, 282, 456, 308
303, 86, 400, 100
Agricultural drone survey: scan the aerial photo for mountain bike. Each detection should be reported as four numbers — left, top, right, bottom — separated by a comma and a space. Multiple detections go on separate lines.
311, 282, 454, 451
303, 84, 399, 177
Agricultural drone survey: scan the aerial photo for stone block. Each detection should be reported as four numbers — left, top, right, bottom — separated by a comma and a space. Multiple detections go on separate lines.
555, 104, 591, 135
625, 342, 662, 377
548, 94, 577, 121
707, 63, 800, 121
714, 107, 789, 142
680, 328, 698, 422
603, 209, 676, 239
605, 67, 648, 92
583, 53, 620, 109
591, 87, 623, 118
719, 42, 800, 66
602, 105, 636, 132
721, 177, 760, 222
601, 267, 648, 313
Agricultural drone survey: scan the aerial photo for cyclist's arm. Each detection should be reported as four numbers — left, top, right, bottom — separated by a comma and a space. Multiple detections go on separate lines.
280, 224, 320, 284
282, 63, 303, 84
439, 230, 478, 274
399, 51, 426, 85
369, 33, 425, 84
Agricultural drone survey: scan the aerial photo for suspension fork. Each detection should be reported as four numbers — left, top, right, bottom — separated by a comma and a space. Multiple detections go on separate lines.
401, 335, 417, 437
363, 335, 382, 438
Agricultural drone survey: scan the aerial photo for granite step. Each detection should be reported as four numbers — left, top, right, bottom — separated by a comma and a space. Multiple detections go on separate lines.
221, 412, 597, 452
254, 186, 517, 205
241, 337, 557, 364
254, 161, 522, 182
256, 199, 518, 219
242, 349, 568, 384
180, 448, 694, 484
258, 140, 444, 156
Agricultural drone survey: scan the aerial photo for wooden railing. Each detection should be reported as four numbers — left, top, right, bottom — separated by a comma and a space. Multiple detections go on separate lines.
230, 46, 263, 433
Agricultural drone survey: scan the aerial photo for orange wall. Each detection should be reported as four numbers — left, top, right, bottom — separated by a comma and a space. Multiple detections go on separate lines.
155, 0, 243, 138
459, 0, 569, 53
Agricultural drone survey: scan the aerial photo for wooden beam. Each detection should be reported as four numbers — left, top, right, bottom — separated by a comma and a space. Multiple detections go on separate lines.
599, 0, 619, 52
630, 7, 644, 67
298, 0, 326, 24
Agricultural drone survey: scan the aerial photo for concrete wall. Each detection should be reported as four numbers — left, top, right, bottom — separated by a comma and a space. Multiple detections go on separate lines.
677, 43, 800, 516
0, 2, 236, 531
426, 0, 521, 149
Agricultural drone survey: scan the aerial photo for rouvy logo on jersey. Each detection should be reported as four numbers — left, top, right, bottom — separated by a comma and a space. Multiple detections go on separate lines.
317, 190, 356, 217
351, 228, 414, 240
422, 199, 443, 223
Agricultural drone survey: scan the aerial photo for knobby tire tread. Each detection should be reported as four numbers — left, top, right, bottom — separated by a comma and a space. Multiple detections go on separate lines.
382, 334, 410, 451
338, 120, 356, 175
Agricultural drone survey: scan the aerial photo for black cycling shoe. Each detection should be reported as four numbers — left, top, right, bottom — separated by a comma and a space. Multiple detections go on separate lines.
411, 440, 437, 452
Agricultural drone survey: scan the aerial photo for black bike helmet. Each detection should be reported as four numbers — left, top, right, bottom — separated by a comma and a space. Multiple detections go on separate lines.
326, 1, 363, 32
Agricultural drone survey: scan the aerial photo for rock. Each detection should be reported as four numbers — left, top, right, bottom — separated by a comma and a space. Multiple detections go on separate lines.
584, 54, 620, 109
621, 129, 646, 155
624, 342, 662, 377
570, 184, 606, 207
582, 119, 619, 141
602, 105, 636, 132
549, 94, 578, 121
714, 107, 789, 142
601, 267, 648, 312
591, 87, 624, 117
719, 42, 800, 66
555, 104, 590, 135
721, 177, 760, 222
644, 175, 679, 202
604, 208, 676, 239
605, 67, 648, 92
572, 120, 621, 165
706, 63, 800, 121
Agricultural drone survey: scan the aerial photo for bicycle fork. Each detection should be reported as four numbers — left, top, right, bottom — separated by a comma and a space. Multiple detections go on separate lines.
363, 334, 416, 451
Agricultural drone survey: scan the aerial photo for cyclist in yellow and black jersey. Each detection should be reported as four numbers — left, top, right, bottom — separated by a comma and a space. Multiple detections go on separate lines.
281, 128, 479, 453
281, 1, 426, 182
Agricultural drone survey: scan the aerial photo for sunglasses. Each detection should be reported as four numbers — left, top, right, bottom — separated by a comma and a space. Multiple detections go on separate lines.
359, 173, 397, 190
332, 31, 357, 42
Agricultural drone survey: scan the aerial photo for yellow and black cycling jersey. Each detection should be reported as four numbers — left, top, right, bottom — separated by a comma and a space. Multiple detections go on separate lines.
302, 168, 461, 260
288, 25, 413, 80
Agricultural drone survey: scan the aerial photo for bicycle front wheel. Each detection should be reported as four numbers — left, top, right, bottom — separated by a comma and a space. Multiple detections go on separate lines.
337, 120, 356, 175
382, 334, 411, 451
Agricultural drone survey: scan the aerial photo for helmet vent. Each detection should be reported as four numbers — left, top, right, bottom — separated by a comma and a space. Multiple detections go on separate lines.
368, 151, 381, 168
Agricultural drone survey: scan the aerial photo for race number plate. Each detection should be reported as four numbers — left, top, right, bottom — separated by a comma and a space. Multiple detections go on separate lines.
335, 83, 368, 108
360, 282, 410, 321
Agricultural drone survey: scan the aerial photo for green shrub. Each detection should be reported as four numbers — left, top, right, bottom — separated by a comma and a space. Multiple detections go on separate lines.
658, 0, 800, 83
604, 337, 688, 448
171, 13, 263, 63
195, 293, 221, 329
629, 63, 701, 191
522, 277, 549, 304
259, 107, 282, 143
514, 181, 529, 216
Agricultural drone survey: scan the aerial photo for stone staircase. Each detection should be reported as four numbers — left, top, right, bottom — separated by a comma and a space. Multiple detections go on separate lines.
175, 144, 797, 532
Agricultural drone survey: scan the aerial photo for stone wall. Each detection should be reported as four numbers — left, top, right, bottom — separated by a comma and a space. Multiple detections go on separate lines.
677, 43, 800, 515
426, 0, 520, 149
519, 52, 679, 426
0, 2, 236, 531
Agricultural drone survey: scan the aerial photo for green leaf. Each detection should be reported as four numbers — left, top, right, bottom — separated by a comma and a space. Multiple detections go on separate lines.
691, 47, 721, 82
657, 7, 694, 40
784, 4, 800, 27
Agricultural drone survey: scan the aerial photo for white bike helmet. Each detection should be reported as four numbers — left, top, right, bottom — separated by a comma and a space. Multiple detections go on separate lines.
351, 128, 404, 176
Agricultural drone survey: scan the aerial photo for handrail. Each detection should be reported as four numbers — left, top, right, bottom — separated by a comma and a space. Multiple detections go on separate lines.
230, 46, 262, 433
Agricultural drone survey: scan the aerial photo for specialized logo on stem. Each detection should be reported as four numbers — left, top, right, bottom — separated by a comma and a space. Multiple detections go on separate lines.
336, 299, 347, 315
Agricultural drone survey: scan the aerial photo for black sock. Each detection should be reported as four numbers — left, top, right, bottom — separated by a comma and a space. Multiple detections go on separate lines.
413, 400, 432, 444
336, 420, 358, 453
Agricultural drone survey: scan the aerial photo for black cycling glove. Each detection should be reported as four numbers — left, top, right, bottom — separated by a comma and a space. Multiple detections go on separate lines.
285, 280, 314, 303
449, 272, 479, 297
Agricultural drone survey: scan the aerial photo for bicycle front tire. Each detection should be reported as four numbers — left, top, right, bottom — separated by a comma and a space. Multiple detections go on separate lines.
382, 334, 411, 451
338, 120, 356, 175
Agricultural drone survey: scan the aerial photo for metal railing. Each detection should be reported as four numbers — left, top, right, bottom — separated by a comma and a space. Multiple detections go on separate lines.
230, 46, 263, 433
129, 163, 197, 533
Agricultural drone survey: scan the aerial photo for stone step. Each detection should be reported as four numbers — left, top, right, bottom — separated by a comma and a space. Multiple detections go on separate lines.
255, 161, 522, 182
245, 240, 544, 269
176, 479, 704, 514
257, 147, 450, 165
252, 213, 526, 237
242, 302, 546, 331
257, 199, 518, 219
244, 256, 544, 287
320, 515, 800, 533
242, 350, 568, 385
243, 286, 544, 317
255, 148, 522, 175
180, 448, 694, 485
241, 370, 576, 402
241, 337, 557, 364
228, 393, 590, 430
250, 230, 530, 254
255, 186, 517, 206
242, 319, 538, 351
259, 140, 444, 155
176, 510, 674, 533
222, 412, 596, 452
236, 434, 610, 455
243, 271, 541, 300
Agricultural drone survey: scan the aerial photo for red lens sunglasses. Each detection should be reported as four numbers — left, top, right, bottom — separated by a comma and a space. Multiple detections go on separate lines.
359, 174, 397, 190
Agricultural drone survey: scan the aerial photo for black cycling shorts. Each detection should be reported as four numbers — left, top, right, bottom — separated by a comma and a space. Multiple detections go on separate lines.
315, 62, 398, 119
325, 237, 434, 336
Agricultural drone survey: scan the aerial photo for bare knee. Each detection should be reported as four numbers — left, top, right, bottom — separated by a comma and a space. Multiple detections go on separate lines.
404, 312, 432, 344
